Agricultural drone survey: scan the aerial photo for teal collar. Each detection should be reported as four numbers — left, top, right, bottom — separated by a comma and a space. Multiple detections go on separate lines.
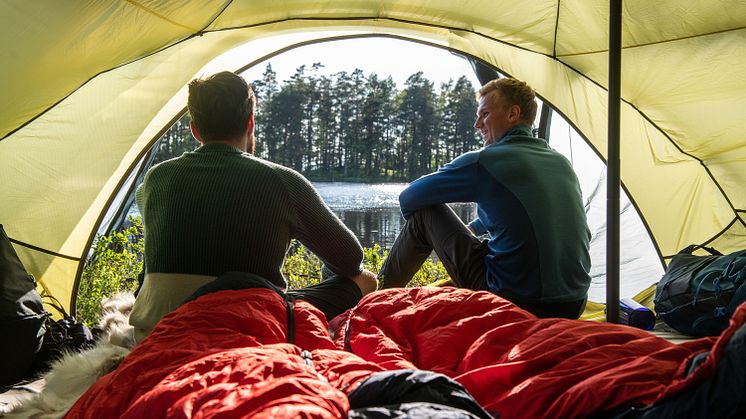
496, 124, 534, 143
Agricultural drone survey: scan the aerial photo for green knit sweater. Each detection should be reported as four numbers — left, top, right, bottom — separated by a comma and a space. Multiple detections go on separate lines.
136, 143, 364, 288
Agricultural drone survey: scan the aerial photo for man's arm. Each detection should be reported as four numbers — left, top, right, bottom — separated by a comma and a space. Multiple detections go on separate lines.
399, 151, 481, 219
278, 168, 365, 279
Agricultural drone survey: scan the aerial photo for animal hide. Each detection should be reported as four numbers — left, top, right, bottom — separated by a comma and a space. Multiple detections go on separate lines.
4, 293, 135, 418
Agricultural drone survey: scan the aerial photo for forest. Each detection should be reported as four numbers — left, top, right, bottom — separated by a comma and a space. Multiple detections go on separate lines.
154, 64, 483, 181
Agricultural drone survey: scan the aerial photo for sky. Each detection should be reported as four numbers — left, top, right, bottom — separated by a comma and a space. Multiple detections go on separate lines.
240, 37, 481, 91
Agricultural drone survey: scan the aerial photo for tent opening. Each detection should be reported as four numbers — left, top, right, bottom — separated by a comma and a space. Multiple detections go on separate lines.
84, 36, 663, 315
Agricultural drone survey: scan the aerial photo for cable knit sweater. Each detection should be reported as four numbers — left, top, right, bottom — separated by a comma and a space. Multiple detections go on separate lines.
136, 142, 363, 288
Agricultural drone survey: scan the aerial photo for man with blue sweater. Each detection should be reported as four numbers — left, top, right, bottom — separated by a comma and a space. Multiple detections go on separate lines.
379, 78, 591, 319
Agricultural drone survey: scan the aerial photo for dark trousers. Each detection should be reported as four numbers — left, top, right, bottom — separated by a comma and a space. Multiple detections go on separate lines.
380, 205, 489, 291
379, 205, 586, 319
185, 271, 362, 321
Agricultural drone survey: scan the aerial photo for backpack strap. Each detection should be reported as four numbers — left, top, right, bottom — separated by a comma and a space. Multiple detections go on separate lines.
39, 291, 71, 319
727, 268, 746, 315
678, 244, 722, 256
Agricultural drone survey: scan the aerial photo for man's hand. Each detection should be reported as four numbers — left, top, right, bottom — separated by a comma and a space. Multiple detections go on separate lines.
350, 269, 378, 295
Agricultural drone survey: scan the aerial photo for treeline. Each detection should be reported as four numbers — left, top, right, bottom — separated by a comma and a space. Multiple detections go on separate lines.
153, 64, 482, 181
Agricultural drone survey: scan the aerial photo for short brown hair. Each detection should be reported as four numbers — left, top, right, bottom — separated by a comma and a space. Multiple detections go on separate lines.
187, 71, 256, 143
478, 78, 537, 124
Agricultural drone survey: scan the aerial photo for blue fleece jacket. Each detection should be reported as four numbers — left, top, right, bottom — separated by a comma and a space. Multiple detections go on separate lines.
399, 125, 591, 303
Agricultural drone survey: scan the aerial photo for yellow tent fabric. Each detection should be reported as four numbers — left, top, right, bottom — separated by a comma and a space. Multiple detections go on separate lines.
1, 1, 745, 314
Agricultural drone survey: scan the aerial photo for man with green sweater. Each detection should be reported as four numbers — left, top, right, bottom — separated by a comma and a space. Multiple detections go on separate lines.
129, 71, 377, 341
379, 78, 591, 319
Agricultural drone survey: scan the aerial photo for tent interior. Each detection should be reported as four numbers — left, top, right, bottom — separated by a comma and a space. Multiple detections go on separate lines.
1, 0, 745, 317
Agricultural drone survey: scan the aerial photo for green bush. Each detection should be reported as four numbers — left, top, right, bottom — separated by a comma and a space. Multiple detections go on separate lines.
285, 241, 449, 289
76, 216, 144, 326
283, 242, 323, 289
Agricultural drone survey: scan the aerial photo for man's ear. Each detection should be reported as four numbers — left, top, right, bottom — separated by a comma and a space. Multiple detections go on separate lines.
507, 104, 521, 123
247, 112, 255, 135
189, 120, 204, 144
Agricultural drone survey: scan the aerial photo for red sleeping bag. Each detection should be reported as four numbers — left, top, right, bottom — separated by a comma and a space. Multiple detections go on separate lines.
66, 286, 744, 418
332, 288, 721, 417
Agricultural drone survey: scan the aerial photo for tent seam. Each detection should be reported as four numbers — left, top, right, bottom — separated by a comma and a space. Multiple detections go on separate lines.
552, 0, 560, 58
661, 217, 742, 258
8, 238, 80, 261
557, 25, 746, 58
123, 0, 200, 32
622, 98, 743, 220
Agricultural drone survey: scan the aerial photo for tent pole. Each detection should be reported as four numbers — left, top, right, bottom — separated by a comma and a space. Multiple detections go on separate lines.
468, 58, 500, 86
537, 104, 553, 142
606, 0, 622, 323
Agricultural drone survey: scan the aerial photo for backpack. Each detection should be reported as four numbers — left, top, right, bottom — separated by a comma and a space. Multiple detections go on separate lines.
0, 224, 47, 387
30, 294, 96, 375
654, 244, 746, 337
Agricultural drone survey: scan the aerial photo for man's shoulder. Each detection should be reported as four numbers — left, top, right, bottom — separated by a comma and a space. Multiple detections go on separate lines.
450, 148, 483, 167
248, 157, 307, 180
249, 155, 291, 172
144, 154, 187, 176
483, 135, 550, 157
240, 157, 315, 193
145, 152, 306, 187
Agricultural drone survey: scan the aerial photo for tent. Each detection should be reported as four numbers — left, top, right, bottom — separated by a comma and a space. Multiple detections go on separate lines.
1, 1, 745, 315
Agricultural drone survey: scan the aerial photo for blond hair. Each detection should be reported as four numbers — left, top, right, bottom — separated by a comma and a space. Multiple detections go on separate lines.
478, 78, 537, 124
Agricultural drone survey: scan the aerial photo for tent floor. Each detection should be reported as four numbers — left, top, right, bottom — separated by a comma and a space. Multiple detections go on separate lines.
649, 319, 700, 345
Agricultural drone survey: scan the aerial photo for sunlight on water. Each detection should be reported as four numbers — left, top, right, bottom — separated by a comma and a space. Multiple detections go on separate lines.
313, 182, 407, 210
312, 182, 475, 250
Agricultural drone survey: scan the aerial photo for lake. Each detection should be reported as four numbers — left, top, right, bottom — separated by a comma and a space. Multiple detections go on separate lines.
314, 182, 476, 250
127, 182, 475, 251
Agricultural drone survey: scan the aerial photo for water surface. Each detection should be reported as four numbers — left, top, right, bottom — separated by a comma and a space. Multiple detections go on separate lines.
314, 182, 476, 250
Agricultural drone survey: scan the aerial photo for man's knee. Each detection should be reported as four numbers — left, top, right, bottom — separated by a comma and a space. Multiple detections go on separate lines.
351, 269, 378, 295
403, 205, 457, 242
409, 204, 451, 224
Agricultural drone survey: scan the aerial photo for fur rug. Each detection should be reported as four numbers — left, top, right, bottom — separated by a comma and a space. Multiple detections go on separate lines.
4, 293, 136, 419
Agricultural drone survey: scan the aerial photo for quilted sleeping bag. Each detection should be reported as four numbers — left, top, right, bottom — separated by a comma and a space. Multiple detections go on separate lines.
65, 286, 746, 418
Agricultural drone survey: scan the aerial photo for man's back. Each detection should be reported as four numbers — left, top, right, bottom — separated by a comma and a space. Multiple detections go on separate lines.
130, 71, 376, 341
137, 143, 362, 288
476, 132, 592, 303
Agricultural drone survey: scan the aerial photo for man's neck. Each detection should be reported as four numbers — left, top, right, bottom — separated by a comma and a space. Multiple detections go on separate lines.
202, 139, 245, 152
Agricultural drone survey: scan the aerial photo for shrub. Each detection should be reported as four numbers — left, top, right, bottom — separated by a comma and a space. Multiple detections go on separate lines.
283, 242, 323, 289
285, 241, 449, 289
76, 217, 144, 326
